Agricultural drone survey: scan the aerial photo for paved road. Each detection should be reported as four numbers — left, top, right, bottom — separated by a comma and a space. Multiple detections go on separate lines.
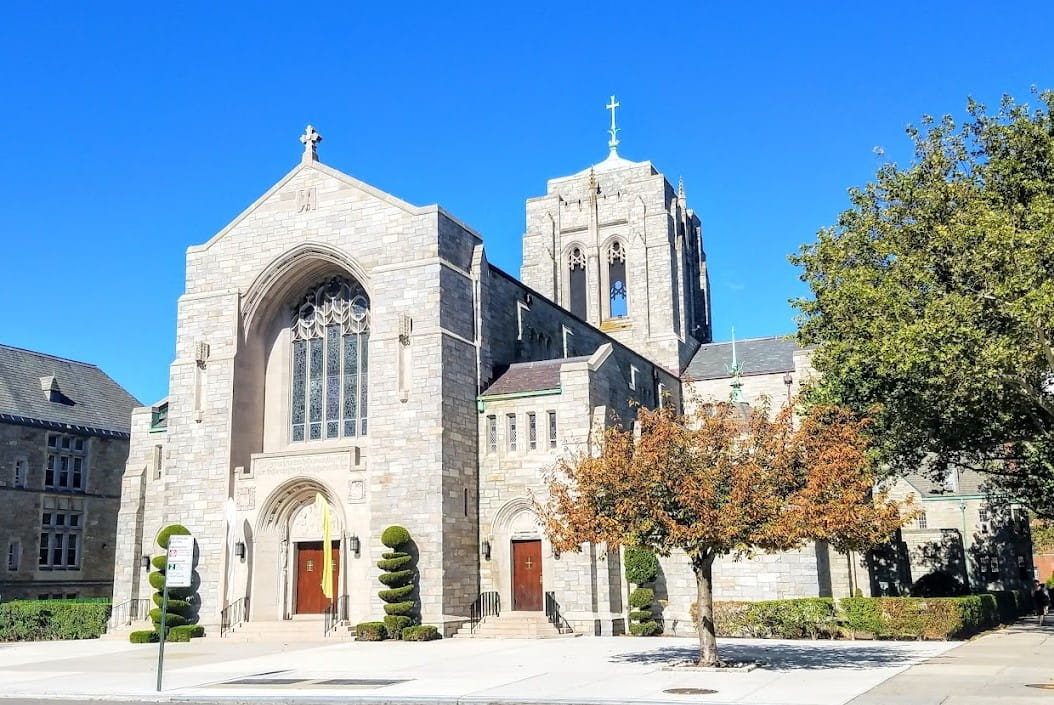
848, 620, 1054, 705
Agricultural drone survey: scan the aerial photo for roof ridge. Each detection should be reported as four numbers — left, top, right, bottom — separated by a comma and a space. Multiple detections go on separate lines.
704, 334, 796, 346
0, 343, 100, 369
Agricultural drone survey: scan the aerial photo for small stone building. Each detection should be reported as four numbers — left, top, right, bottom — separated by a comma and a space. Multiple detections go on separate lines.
0, 344, 138, 600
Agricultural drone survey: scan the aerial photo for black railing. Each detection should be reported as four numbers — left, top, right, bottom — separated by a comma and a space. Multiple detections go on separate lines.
545, 591, 572, 634
469, 591, 500, 634
107, 597, 151, 629
220, 596, 249, 636
324, 594, 349, 636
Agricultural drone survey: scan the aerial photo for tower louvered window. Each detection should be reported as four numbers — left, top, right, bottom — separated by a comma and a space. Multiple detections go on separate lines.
290, 277, 370, 442
568, 247, 587, 320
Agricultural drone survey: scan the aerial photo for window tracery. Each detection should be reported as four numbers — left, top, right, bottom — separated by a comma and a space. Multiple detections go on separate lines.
290, 277, 370, 442
568, 247, 588, 319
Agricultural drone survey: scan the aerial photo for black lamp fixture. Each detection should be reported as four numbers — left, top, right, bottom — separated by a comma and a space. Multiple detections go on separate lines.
140, 555, 151, 570
234, 541, 246, 560
349, 535, 361, 558
783, 372, 793, 386
481, 540, 491, 561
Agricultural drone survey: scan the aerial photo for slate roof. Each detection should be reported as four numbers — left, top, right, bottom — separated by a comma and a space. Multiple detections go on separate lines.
0, 344, 140, 437
682, 335, 802, 381
481, 357, 590, 397
904, 470, 989, 498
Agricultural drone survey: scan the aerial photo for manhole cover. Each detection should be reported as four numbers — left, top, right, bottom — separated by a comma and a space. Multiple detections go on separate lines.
1026, 684, 1054, 690
664, 688, 718, 695
316, 679, 406, 686
223, 678, 308, 685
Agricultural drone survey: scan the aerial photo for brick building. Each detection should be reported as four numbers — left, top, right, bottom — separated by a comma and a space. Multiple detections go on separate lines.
0, 345, 138, 600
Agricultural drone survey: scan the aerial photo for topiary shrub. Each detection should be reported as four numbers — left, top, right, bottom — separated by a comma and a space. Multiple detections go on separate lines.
148, 524, 198, 639
129, 629, 159, 644
384, 615, 412, 639
401, 625, 440, 641
166, 626, 192, 642
627, 587, 657, 637
910, 570, 966, 597
624, 547, 659, 586
376, 525, 418, 637
355, 621, 387, 641
381, 525, 411, 549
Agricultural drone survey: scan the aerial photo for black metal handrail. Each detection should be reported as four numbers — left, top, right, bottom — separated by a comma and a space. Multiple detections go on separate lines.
545, 591, 572, 634
220, 596, 249, 636
107, 597, 151, 629
324, 594, 349, 635
469, 590, 500, 634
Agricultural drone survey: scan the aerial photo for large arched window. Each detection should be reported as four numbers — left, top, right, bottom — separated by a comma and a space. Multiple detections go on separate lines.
607, 241, 628, 318
290, 277, 370, 442
568, 247, 587, 320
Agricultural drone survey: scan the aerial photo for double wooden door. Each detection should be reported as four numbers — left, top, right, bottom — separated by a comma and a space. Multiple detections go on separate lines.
295, 541, 340, 614
512, 540, 542, 611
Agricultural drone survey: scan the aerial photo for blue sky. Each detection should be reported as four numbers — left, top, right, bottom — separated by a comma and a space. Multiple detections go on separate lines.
1, 2, 1052, 405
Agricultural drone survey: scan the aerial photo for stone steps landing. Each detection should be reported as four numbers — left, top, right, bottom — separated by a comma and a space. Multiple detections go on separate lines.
220, 618, 356, 642
452, 612, 577, 639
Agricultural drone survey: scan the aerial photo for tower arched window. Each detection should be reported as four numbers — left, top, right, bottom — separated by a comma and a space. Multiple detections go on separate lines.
568, 247, 587, 320
290, 277, 370, 442
608, 241, 628, 318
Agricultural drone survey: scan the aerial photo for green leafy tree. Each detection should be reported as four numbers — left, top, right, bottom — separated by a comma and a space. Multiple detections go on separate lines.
792, 90, 1054, 517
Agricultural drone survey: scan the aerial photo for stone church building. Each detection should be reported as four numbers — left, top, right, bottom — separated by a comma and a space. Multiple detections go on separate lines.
112, 118, 857, 637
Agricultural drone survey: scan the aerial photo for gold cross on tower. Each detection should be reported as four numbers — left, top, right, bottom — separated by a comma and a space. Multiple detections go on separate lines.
606, 95, 620, 154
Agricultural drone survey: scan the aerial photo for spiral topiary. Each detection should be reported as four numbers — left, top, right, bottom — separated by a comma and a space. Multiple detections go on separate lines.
376, 525, 417, 638
628, 587, 659, 636
148, 524, 196, 639
625, 546, 662, 636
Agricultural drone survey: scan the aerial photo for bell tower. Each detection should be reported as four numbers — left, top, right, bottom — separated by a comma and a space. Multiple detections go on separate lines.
520, 98, 711, 373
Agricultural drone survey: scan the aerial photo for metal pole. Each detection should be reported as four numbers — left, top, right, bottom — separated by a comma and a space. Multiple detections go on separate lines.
156, 582, 169, 691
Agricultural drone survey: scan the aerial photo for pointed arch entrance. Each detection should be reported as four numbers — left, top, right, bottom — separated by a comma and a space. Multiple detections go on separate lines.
254, 477, 346, 619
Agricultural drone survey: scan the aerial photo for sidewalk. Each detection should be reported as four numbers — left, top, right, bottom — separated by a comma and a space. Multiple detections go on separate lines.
0, 634, 954, 705
848, 620, 1054, 705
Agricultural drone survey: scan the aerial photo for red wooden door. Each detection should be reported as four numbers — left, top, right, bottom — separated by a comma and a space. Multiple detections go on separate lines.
295, 541, 340, 614
512, 540, 542, 611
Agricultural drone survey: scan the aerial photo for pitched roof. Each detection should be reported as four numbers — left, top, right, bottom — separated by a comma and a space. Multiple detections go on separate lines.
481, 357, 590, 397
683, 335, 801, 381
904, 470, 989, 498
0, 344, 140, 437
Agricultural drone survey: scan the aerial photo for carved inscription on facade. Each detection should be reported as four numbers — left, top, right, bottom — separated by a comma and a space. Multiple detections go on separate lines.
348, 479, 365, 503
252, 450, 353, 476
296, 187, 317, 213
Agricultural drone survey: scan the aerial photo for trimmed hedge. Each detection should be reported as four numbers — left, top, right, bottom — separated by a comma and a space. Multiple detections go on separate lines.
384, 615, 412, 639
378, 585, 414, 602
384, 601, 415, 616
356, 621, 387, 641
630, 621, 661, 636
377, 555, 412, 571
156, 524, 191, 550
401, 625, 440, 641
378, 569, 414, 587
130, 630, 159, 644
688, 592, 1031, 641
0, 600, 111, 641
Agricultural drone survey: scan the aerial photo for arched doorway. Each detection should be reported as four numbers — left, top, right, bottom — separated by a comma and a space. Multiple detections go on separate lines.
492, 497, 551, 613
254, 477, 345, 620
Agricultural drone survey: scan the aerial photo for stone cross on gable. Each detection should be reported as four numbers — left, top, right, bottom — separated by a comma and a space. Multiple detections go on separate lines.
300, 125, 322, 161
606, 95, 620, 153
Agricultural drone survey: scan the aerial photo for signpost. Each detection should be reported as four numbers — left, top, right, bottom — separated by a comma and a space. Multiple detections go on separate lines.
156, 534, 193, 692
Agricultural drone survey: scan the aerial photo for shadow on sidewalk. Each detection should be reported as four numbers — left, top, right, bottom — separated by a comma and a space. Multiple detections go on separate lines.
610, 641, 923, 671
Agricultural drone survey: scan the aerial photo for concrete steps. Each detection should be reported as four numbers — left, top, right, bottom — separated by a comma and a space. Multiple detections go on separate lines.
220, 617, 356, 642
452, 612, 577, 639
102, 620, 153, 641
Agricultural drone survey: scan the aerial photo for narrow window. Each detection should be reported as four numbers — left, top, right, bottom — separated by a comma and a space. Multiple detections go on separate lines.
527, 412, 537, 450
916, 513, 927, 530
548, 411, 558, 449
487, 415, 497, 453
13, 460, 26, 488
43, 434, 87, 491
507, 414, 518, 451
978, 507, 989, 524
464, 488, 469, 517
568, 247, 587, 319
7, 541, 20, 571
657, 383, 668, 408
608, 241, 628, 318
152, 445, 163, 479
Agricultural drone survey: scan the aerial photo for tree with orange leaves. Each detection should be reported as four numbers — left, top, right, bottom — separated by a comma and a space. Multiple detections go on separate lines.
539, 401, 913, 667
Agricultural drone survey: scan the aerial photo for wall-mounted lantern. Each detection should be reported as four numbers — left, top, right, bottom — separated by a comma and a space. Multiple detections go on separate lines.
234, 541, 246, 560
481, 540, 491, 561
349, 535, 361, 558
140, 555, 151, 570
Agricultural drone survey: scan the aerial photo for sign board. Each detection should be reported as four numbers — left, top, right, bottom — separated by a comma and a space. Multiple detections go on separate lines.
166, 535, 194, 588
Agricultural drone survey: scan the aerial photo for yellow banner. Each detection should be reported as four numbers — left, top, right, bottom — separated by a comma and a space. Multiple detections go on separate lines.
314, 493, 333, 600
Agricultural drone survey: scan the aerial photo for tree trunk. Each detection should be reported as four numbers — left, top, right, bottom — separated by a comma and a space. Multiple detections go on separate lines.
692, 552, 719, 667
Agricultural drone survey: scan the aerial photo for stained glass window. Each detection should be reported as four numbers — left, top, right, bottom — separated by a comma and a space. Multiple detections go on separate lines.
290, 277, 370, 442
